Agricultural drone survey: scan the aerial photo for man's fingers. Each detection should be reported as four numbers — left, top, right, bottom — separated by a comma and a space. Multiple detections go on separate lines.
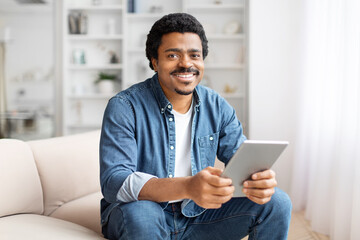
246, 194, 272, 205
205, 166, 223, 176
242, 169, 277, 205
199, 193, 233, 208
251, 169, 276, 180
208, 194, 233, 204
202, 183, 234, 197
202, 167, 233, 187
213, 185, 235, 196
243, 187, 275, 198
243, 178, 277, 189
208, 175, 233, 187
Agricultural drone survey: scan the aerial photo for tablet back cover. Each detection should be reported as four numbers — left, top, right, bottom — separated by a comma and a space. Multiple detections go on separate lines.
221, 140, 288, 197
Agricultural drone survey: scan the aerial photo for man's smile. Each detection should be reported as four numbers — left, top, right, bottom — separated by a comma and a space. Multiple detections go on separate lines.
174, 73, 195, 78
170, 67, 200, 83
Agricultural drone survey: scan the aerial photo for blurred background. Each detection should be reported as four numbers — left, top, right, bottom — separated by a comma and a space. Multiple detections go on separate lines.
1, 0, 359, 239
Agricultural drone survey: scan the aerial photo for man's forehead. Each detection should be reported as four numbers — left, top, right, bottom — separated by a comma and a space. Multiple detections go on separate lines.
159, 32, 202, 49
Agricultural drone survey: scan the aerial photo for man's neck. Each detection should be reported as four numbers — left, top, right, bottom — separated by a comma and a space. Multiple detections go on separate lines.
169, 94, 193, 114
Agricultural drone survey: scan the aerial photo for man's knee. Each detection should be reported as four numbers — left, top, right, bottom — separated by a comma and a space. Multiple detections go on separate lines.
269, 188, 292, 221
121, 200, 165, 223
106, 200, 168, 240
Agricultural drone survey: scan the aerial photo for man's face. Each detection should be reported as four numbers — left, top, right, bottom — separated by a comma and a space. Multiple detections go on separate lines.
151, 32, 204, 98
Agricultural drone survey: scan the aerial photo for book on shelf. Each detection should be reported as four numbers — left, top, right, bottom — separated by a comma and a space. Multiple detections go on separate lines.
128, 0, 135, 13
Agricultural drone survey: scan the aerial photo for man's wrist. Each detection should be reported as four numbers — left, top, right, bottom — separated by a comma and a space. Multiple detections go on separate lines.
182, 176, 193, 200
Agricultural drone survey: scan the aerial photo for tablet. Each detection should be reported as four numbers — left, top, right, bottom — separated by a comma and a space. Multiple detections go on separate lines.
221, 140, 288, 197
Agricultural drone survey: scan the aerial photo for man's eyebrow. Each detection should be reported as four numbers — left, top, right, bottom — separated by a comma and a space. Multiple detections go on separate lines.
164, 48, 201, 53
164, 48, 181, 52
188, 48, 201, 53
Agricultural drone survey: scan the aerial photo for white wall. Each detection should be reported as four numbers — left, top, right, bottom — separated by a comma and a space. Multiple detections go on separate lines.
0, 5, 55, 139
1, 11, 54, 111
248, 0, 305, 193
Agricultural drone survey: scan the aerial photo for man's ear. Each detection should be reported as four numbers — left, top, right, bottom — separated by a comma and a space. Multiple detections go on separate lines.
151, 58, 158, 72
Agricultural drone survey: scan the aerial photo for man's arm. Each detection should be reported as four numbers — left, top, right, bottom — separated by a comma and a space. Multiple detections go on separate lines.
100, 97, 148, 203
139, 167, 235, 209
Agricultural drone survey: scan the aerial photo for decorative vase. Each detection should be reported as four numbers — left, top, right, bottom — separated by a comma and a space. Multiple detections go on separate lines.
98, 80, 114, 94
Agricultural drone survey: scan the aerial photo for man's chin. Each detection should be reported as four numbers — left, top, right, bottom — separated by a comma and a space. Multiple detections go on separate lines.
175, 88, 194, 95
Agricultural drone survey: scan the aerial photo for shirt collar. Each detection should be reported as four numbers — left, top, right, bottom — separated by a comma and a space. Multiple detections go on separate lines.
150, 73, 201, 114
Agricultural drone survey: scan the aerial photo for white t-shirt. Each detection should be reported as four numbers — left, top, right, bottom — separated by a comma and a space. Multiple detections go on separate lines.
172, 103, 193, 178
169, 102, 193, 203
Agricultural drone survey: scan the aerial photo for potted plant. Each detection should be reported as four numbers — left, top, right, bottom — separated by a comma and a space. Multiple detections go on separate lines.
94, 72, 117, 94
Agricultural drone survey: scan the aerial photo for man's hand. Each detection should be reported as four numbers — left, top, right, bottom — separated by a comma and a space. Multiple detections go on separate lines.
242, 169, 277, 205
185, 167, 234, 209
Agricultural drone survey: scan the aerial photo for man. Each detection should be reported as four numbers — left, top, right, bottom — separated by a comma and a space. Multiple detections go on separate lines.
100, 13, 291, 240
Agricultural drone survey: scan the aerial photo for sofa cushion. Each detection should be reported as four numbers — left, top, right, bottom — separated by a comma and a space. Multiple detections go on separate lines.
50, 191, 102, 234
0, 214, 105, 240
0, 139, 43, 217
28, 131, 101, 216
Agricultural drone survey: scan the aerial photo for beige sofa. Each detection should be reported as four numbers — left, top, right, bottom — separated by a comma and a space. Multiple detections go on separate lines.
0, 131, 105, 239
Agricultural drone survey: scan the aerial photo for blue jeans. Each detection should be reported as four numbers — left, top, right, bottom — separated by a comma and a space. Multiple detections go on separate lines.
102, 188, 292, 240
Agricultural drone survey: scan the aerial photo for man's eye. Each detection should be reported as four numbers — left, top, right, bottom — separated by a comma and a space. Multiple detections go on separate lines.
168, 54, 178, 59
191, 54, 201, 58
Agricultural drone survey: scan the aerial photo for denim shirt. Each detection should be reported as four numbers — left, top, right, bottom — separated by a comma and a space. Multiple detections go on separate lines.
99, 74, 246, 226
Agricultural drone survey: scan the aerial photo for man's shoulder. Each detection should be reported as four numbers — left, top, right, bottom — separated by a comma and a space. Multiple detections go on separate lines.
196, 85, 236, 117
196, 84, 224, 103
112, 78, 153, 102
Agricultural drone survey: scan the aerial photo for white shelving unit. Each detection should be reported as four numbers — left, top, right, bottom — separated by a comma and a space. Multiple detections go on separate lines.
62, 0, 125, 135
61, 0, 248, 135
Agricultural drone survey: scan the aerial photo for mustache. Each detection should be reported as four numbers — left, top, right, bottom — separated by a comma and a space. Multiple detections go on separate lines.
170, 67, 200, 75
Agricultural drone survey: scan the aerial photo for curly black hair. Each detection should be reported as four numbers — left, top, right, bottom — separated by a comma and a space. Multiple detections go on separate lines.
145, 13, 209, 70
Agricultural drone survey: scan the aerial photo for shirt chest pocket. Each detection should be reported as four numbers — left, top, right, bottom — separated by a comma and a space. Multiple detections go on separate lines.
198, 132, 219, 168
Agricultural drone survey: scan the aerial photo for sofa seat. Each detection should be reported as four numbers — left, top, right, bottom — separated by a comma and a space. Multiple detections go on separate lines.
49, 191, 103, 234
0, 214, 104, 240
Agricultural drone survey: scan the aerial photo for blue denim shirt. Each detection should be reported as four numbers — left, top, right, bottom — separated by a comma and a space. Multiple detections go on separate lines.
100, 73, 246, 226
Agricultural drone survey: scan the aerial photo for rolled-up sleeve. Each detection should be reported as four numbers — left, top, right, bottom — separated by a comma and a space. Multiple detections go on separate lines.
100, 97, 152, 203
116, 172, 157, 202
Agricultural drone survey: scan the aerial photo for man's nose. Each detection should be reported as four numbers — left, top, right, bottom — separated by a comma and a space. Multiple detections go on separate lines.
178, 55, 193, 69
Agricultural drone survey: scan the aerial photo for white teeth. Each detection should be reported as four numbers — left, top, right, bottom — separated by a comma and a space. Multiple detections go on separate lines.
176, 74, 193, 78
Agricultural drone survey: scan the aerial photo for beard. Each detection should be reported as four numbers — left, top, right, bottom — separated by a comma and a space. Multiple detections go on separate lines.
175, 88, 194, 95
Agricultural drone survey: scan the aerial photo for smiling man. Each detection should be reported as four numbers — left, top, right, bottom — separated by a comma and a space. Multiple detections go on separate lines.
99, 13, 292, 240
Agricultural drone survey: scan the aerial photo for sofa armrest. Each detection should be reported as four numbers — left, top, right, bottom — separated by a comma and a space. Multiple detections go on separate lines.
0, 139, 43, 217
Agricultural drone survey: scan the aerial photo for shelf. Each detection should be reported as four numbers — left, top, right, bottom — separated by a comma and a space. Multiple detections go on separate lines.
1, 5, 53, 14
207, 34, 244, 40
205, 64, 244, 70
222, 93, 245, 98
68, 64, 123, 70
126, 13, 164, 19
68, 94, 114, 100
186, 4, 244, 11
67, 124, 101, 129
127, 48, 145, 53
68, 34, 124, 40
67, 5, 124, 11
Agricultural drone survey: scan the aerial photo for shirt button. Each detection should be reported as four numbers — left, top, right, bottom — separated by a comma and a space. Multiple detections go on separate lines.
167, 105, 171, 109
169, 174, 173, 178
209, 136, 214, 141
161, 108, 164, 112
170, 146, 174, 150
169, 118, 173, 122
